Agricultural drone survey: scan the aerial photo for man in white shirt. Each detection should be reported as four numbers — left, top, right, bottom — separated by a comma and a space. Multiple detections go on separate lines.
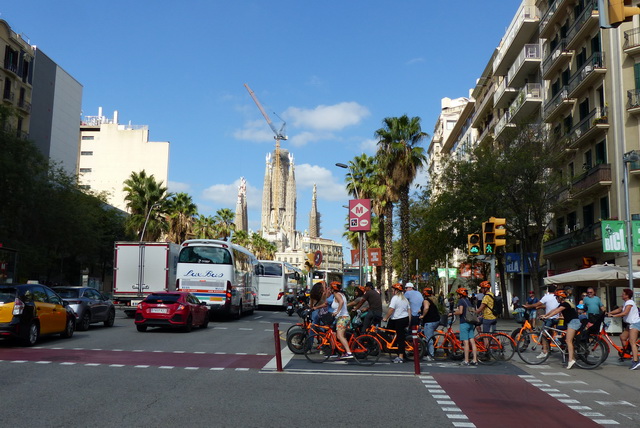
523, 284, 559, 358
404, 282, 424, 329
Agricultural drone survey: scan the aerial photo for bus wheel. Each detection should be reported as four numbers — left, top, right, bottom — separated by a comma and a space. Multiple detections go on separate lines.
234, 301, 242, 320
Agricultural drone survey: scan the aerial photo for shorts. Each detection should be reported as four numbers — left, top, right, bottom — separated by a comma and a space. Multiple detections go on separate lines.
459, 322, 476, 341
544, 318, 558, 328
482, 318, 497, 333
567, 319, 582, 331
630, 321, 640, 331
336, 316, 350, 330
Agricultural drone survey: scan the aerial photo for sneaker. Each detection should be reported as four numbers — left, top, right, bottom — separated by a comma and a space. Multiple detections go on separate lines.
342, 353, 354, 359
424, 355, 434, 361
536, 352, 548, 359
470, 361, 478, 366
630, 360, 640, 370
392, 357, 404, 364
566, 360, 576, 370
461, 361, 470, 366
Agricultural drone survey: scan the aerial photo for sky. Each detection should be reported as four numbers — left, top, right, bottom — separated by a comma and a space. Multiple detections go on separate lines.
2, 0, 522, 257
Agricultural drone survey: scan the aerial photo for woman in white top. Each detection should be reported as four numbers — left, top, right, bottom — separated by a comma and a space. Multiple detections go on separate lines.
383, 283, 410, 363
330, 282, 352, 359
607, 288, 640, 370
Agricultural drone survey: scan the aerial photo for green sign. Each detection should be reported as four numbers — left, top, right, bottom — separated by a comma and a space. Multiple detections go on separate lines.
437, 268, 458, 279
602, 221, 627, 253
633, 221, 640, 253
485, 243, 494, 255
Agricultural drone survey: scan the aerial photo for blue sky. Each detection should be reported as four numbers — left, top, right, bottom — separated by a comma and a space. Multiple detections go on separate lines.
2, 1, 521, 256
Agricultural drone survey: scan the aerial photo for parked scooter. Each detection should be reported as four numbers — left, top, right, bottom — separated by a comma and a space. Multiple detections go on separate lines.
285, 289, 297, 316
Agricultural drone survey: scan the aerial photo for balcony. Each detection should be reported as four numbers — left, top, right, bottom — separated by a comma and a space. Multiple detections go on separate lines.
542, 39, 573, 80
494, 111, 516, 139
627, 89, 640, 114
567, 52, 606, 98
493, 5, 540, 76
508, 83, 542, 123
17, 98, 31, 113
570, 163, 611, 199
2, 91, 14, 103
567, 107, 609, 149
540, 0, 572, 39
494, 78, 518, 109
566, 0, 600, 51
471, 83, 495, 128
507, 44, 542, 88
543, 221, 602, 256
623, 27, 640, 56
630, 160, 640, 175
543, 86, 575, 122
477, 116, 497, 145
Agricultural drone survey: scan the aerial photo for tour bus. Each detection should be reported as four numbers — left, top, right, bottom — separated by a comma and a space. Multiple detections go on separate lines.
176, 239, 258, 319
311, 270, 344, 287
256, 260, 304, 307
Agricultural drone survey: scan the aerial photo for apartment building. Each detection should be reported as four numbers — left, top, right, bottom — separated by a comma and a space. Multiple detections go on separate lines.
78, 108, 170, 212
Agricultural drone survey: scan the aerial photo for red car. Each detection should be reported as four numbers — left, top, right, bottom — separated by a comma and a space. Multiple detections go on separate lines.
134, 292, 209, 332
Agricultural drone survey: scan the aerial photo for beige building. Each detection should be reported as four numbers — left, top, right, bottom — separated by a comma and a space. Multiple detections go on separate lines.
78, 108, 170, 212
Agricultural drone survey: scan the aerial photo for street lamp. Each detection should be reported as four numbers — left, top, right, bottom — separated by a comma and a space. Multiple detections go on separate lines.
138, 202, 160, 297
622, 151, 639, 294
336, 162, 366, 287
140, 202, 161, 243
335, 163, 360, 198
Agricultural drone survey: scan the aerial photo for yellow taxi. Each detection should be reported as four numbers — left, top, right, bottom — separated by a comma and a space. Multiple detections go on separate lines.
0, 283, 76, 346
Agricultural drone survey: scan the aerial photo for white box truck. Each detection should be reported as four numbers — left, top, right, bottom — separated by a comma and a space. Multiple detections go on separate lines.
113, 241, 180, 317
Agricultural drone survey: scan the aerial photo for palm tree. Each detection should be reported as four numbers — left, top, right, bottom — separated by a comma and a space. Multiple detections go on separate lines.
214, 208, 235, 241
250, 233, 277, 259
192, 215, 217, 239
122, 170, 170, 241
166, 192, 197, 244
375, 115, 428, 283
231, 229, 251, 248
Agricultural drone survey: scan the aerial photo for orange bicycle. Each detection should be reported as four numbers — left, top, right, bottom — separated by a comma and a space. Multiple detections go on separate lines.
303, 323, 381, 365
427, 318, 502, 365
596, 314, 640, 361
364, 324, 425, 361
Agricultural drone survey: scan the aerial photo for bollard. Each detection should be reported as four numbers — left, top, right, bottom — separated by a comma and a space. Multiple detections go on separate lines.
412, 326, 421, 375
273, 322, 283, 372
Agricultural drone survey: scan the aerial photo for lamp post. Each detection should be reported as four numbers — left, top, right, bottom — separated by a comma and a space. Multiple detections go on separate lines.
137, 202, 160, 297
140, 202, 161, 243
336, 162, 365, 287
623, 151, 639, 294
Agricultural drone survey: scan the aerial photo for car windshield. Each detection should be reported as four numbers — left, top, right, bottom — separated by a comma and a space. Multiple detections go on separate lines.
144, 294, 181, 304
55, 289, 81, 299
0, 288, 17, 303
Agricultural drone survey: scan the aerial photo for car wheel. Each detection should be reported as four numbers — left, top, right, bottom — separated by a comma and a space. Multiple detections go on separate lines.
61, 318, 75, 338
21, 322, 39, 346
78, 312, 91, 331
136, 325, 147, 332
104, 309, 115, 327
183, 316, 193, 333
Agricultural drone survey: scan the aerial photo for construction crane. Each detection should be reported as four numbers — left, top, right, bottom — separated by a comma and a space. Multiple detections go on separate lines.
244, 83, 287, 229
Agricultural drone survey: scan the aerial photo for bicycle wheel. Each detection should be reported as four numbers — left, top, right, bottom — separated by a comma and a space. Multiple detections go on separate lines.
404, 336, 425, 361
286, 328, 307, 355
303, 333, 333, 363
517, 331, 549, 365
351, 335, 381, 366
475, 334, 500, 365
427, 334, 449, 361
511, 327, 530, 353
574, 335, 609, 369
492, 332, 516, 361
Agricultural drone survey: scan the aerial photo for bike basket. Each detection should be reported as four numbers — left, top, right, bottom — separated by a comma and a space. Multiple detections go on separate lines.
439, 314, 448, 326
512, 308, 526, 323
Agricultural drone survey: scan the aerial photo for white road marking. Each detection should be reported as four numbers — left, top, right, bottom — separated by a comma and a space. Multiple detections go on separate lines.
595, 401, 635, 407
573, 389, 609, 395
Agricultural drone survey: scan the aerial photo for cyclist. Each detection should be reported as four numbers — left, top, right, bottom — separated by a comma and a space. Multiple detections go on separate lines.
329, 282, 353, 359
607, 288, 640, 370
523, 284, 559, 359
354, 281, 382, 333
476, 281, 498, 333
382, 283, 410, 363
540, 289, 580, 369
582, 287, 605, 322
419, 286, 440, 359
452, 287, 478, 366
404, 282, 424, 329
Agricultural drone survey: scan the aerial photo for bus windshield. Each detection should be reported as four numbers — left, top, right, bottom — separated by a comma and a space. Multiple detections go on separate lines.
178, 246, 232, 265
258, 262, 283, 277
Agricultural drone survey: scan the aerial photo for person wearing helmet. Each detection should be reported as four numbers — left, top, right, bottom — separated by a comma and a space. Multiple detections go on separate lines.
523, 284, 560, 359
330, 282, 353, 359
404, 282, 424, 329
541, 289, 580, 369
383, 283, 410, 363
354, 282, 382, 333
420, 287, 440, 359
476, 281, 498, 334
453, 287, 478, 366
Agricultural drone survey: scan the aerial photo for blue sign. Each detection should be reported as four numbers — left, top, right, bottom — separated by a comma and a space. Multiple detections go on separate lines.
505, 253, 538, 274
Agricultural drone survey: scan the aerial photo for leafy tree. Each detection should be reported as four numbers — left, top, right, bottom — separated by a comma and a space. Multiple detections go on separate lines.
122, 170, 170, 241
166, 192, 197, 244
214, 208, 235, 241
192, 215, 218, 239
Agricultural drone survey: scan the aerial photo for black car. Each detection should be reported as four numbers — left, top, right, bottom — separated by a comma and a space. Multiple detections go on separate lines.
0, 284, 76, 346
53, 287, 116, 331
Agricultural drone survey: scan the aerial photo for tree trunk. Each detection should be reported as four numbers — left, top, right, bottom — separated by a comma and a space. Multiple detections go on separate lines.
378, 211, 385, 288
384, 203, 394, 294
400, 189, 410, 282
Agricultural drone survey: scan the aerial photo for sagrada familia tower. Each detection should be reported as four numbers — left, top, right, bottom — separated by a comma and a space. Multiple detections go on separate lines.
234, 177, 248, 233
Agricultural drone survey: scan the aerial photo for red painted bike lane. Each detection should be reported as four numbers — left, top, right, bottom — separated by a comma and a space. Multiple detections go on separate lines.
433, 373, 601, 428
0, 347, 273, 369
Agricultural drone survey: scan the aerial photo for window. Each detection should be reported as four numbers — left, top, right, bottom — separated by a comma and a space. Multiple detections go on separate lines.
579, 99, 589, 120
600, 196, 610, 220
80, 151, 93, 156
81, 135, 94, 140
446, 120, 456, 130
567, 212, 577, 230
79, 168, 92, 173
569, 162, 575, 178
583, 203, 594, 227
595, 140, 606, 164
584, 150, 592, 170
557, 217, 566, 237
576, 48, 587, 68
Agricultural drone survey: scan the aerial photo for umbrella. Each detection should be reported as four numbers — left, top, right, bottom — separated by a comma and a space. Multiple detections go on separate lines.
543, 264, 638, 285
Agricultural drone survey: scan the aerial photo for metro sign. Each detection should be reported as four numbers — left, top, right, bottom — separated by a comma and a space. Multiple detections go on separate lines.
349, 199, 371, 232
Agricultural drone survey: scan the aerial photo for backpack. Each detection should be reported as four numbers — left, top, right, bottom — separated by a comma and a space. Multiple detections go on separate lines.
489, 294, 502, 317
463, 300, 481, 326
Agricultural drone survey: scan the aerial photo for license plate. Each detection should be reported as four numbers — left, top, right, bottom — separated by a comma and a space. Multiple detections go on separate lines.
150, 308, 168, 314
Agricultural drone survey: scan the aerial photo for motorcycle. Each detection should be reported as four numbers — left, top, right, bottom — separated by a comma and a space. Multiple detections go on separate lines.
285, 289, 296, 316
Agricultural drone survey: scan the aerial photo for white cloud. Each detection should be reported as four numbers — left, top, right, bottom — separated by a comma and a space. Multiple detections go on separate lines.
359, 138, 378, 154
289, 130, 334, 147
233, 119, 278, 143
296, 163, 348, 202
201, 178, 262, 210
406, 57, 425, 65
168, 180, 191, 193
284, 102, 370, 131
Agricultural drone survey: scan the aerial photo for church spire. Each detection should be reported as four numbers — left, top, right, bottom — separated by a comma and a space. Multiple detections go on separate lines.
309, 183, 320, 238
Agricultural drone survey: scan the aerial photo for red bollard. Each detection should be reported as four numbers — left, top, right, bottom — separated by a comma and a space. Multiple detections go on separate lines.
412, 326, 421, 375
273, 322, 283, 372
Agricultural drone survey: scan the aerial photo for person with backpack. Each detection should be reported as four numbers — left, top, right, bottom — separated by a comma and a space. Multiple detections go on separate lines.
452, 287, 478, 366
382, 283, 411, 364
540, 289, 580, 369
476, 281, 498, 333
419, 286, 440, 359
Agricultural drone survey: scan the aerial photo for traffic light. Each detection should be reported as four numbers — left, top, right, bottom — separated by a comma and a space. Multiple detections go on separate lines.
599, 0, 640, 28
491, 217, 507, 249
483, 220, 495, 255
305, 253, 315, 270
468, 234, 481, 256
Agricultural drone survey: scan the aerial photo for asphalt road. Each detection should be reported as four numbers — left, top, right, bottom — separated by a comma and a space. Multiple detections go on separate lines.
0, 309, 639, 427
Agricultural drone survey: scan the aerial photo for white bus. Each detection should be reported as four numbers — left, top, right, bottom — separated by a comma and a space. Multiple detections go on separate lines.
256, 260, 303, 307
176, 239, 258, 319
